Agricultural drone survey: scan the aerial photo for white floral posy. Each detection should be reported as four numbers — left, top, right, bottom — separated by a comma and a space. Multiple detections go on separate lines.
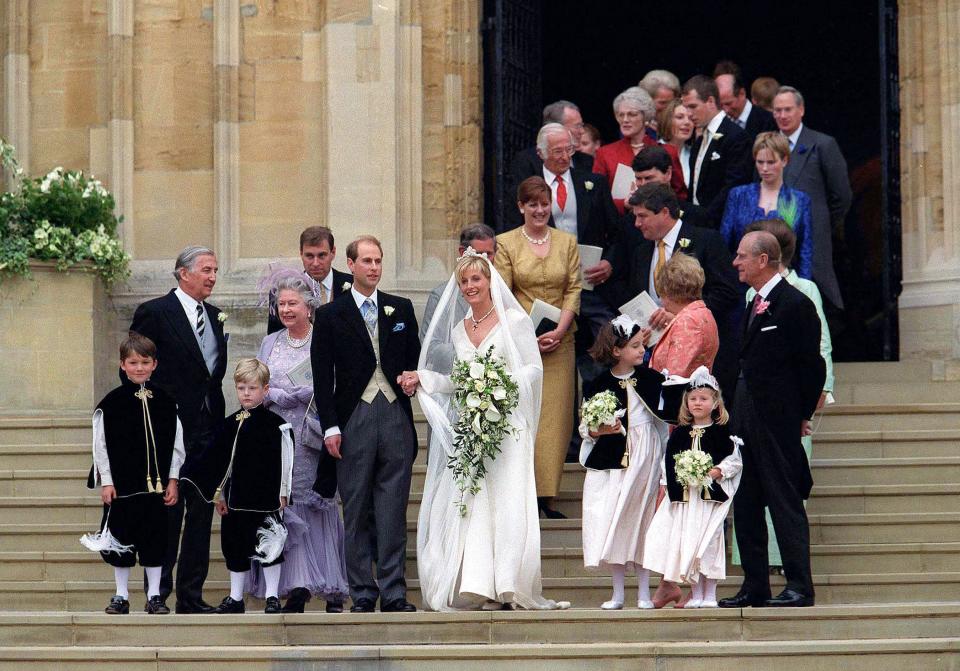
342, 281, 352, 291
217, 312, 228, 323
384, 306, 395, 316
585, 180, 594, 191
678, 238, 691, 249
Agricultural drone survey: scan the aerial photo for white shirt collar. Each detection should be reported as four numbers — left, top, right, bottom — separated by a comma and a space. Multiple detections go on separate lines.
174, 286, 203, 313
351, 286, 378, 309
756, 272, 783, 300
736, 99, 753, 126
661, 218, 683, 250
542, 164, 570, 185
786, 123, 804, 148
706, 111, 726, 135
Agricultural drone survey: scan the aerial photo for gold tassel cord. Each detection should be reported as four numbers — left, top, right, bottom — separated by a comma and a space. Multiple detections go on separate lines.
215, 410, 250, 504
618, 377, 635, 468
135, 387, 164, 494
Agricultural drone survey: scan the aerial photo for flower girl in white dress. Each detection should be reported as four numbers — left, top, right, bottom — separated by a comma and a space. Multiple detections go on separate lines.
643, 367, 743, 608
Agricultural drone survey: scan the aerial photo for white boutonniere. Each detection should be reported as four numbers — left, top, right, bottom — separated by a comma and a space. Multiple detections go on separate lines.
710, 151, 721, 161
712, 132, 723, 140
217, 312, 228, 323
678, 238, 691, 249
384, 306, 395, 317
341, 281, 351, 291
585, 180, 594, 191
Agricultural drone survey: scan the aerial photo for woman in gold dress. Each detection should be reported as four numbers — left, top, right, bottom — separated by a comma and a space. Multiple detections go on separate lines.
496, 176, 581, 518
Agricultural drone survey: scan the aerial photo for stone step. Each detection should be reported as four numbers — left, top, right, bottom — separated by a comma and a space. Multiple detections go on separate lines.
3, 538, 958, 584
830, 381, 960, 405
816, 403, 960, 432
832, 360, 934, 383
1, 571, 958, 611
0, 603, 958, 647
806, 483, 960, 514
1, 638, 959, 671
0, 444, 91, 470
0, 417, 90, 446
812, 430, 960, 459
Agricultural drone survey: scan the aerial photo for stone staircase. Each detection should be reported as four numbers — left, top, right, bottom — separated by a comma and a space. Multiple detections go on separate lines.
0, 361, 958, 668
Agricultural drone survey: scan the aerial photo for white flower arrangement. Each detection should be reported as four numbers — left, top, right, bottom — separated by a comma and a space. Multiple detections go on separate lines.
585, 180, 594, 191
581, 390, 626, 436
384, 305, 395, 316
342, 281, 352, 291
678, 238, 691, 249
217, 312, 228, 323
674, 448, 715, 501
449, 345, 520, 516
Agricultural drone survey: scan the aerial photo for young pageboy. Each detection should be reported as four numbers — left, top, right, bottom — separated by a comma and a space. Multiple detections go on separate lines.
83, 332, 185, 615
180, 358, 293, 614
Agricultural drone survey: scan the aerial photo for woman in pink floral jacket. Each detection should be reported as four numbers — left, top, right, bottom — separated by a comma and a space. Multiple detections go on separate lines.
648, 253, 719, 380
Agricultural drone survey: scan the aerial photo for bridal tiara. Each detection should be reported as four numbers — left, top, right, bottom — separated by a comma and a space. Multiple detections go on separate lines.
456, 245, 491, 263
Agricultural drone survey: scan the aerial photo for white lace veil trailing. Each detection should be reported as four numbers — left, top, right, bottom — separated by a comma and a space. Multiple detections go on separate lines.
416, 248, 557, 611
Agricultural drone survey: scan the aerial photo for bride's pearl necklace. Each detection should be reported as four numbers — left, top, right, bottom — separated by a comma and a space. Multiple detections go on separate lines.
286, 324, 312, 348
521, 227, 550, 245
470, 305, 496, 331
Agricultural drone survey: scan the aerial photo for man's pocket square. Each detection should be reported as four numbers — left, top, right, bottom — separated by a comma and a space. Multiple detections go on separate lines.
760, 325, 777, 332
392, 322, 406, 332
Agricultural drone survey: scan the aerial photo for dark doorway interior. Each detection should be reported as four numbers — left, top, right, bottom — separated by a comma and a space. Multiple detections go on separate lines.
484, 0, 899, 362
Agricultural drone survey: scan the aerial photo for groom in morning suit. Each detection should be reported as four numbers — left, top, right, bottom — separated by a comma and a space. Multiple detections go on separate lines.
721, 231, 825, 608
311, 235, 420, 613
129, 246, 227, 614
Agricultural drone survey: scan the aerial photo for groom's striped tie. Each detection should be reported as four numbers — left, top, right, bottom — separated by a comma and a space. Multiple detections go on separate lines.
195, 303, 205, 341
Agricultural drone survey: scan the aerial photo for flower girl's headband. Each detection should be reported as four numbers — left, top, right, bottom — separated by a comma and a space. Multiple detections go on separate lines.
611, 315, 641, 345
663, 365, 720, 391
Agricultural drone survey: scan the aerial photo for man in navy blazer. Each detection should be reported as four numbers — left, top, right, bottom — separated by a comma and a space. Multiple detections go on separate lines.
774, 86, 852, 309
129, 246, 228, 614
721, 231, 825, 609
682, 75, 754, 229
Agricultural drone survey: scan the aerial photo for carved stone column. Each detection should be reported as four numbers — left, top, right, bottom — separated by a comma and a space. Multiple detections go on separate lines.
108, 0, 134, 249
898, 0, 960, 366
3, 0, 28, 180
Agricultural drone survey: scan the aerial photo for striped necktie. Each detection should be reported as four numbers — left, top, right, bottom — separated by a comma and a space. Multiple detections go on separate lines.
195, 303, 205, 341
361, 299, 377, 338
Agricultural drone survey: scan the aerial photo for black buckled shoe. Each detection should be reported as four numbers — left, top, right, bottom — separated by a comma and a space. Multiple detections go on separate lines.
264, 596, 282, 614
175, 599, 216, 614
105, 595, 130, 615
144, 595, 170, 614
718, 591, 770, 608
350, 597, 376, 613
765, 589, 814, 607
281, 587, 312, 613
380, 598, 417, 613
214, 596, 245, 614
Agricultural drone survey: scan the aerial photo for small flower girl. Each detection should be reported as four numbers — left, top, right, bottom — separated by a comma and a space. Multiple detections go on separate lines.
578, 316, 681, 609
643, 366, 743, 608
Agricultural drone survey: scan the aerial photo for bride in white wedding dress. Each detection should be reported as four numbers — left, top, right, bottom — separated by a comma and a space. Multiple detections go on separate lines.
400, 249, 570, 611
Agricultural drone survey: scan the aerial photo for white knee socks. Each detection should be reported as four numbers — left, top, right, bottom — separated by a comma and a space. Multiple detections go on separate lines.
263, 564, 282, 599
144, 566, 162, 599
229, 570, 247, 601
702, 577, 718, 605
610, 564, 625, 604
113, 566, 131, 599
636, 568, 651, 605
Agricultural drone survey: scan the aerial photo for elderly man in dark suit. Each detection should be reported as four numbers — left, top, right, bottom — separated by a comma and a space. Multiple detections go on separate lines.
615, 183, 740, 396
774, 86, 852, 310
266, 226, 353, 333
682, 75, 754, 229
720, 231, 825, 608
129, 246, 228, 614
311, 236, 420, 613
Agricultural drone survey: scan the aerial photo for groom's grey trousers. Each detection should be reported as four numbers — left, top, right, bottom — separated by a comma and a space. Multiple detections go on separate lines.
338, 391, 416, 603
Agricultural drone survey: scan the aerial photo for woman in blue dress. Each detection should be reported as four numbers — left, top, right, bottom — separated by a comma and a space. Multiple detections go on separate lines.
720, 132, 813, 279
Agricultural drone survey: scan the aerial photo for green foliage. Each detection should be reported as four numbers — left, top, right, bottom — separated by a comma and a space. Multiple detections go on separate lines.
0, 140, 129, 287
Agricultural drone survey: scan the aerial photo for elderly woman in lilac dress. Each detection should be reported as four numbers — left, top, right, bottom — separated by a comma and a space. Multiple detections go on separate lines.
246, 270, 349, 612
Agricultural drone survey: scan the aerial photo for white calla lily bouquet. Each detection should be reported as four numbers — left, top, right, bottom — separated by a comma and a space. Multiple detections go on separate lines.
581, 390, 626, 436
449, 345, 519, 516
674, 448, 715, 500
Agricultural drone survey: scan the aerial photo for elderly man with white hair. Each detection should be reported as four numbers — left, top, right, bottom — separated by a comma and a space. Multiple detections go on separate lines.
129, 245, 228, 614
593, 86, 687, 214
